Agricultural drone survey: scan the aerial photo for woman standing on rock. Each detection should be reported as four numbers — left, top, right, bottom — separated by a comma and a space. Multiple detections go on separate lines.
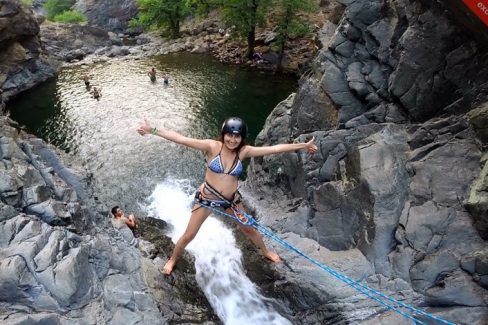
137, 117, 317, 275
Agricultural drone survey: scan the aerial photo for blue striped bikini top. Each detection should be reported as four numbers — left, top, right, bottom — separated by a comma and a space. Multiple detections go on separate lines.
207, 146, 243, 177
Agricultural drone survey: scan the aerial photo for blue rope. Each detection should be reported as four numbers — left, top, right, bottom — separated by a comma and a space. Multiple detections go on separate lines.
200, 203, 457, 325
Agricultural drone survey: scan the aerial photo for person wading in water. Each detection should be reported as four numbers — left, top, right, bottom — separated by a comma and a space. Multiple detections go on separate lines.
148, 68, 157, 82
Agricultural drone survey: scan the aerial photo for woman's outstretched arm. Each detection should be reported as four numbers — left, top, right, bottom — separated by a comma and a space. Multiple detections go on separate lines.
241, 136, 318, 158
137, 119, 214, 152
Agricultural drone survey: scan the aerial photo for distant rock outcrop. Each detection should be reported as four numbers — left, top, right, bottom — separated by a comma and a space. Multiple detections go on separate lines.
73, 0, 138, 32
40, 22, 116, 62
0, 0, 54, 101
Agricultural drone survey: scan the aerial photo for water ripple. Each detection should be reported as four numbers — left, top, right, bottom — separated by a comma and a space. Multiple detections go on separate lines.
7, 53, 296, 213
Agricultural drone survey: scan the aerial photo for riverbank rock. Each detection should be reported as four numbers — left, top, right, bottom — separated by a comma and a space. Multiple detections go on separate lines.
0, 115, 219, 324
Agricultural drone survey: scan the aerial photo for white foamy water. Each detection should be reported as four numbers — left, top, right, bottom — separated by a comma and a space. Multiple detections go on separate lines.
147, 179, 291, 325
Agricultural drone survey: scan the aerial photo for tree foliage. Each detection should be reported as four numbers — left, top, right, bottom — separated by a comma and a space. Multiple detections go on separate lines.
274, 0, 314, 70
44, 0, 75, 20
130, 0, 192, 38
128, 0, 315, 70
185, 0, 216, 17
219, 0, 271, 59
53, 10, 87, 23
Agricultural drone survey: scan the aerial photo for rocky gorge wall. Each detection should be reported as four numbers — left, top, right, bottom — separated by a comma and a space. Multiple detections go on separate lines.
243, 0, 488, 323
1, 0, 488, 324
0, 116, 219, 324
73, 0, 138, 32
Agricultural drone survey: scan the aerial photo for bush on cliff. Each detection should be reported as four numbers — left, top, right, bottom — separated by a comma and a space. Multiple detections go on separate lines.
53, 10, 87, 23
129, 0, 192, 38
44, 0, 75, 20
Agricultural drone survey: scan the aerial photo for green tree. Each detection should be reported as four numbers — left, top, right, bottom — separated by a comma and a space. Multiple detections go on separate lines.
220, 0, 271, 60
185, 0, 214, 17
275, 0, 314, 71
44, 0, 75, 20
130, 0, 192, 38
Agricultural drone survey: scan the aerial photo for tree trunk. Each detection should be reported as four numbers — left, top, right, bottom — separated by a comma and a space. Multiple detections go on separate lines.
246, 0, 259, 60
174, 19, 180, 38
277, 6, 292, 72
169, 11, 180, 39
277, 38, 286, 72
246, 27, 256, 60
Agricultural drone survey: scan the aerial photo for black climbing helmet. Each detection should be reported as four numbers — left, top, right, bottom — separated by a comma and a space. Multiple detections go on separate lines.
221, 117, 248, 139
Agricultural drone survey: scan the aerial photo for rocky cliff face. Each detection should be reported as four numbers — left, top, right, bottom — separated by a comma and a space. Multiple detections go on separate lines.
244, 0, 488, 323
0, 0, 54, 102
73, 0, 138, 32
32, 0, 138, 32
0, 116, 219, 324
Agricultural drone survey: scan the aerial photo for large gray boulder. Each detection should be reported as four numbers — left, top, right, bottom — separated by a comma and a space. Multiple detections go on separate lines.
242, 0, 488, 323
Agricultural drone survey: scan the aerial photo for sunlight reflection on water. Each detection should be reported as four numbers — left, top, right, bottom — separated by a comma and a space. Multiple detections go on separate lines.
8, 53, 296, 214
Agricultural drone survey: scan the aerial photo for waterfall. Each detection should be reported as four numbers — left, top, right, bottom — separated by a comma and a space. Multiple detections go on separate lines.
147, 179, 291, 325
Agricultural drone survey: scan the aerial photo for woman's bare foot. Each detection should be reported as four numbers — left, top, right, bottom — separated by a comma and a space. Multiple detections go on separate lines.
262, 250, 281, 263
161, 259, 176, 275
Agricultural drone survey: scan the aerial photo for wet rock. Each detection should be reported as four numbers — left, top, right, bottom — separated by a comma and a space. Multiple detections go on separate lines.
107, 46, 130, 57
468, 102, 488, 144
466, 159, 488, 240
246, 91, 487, 323
0, 116, 220, 323
64, 49, 86, 62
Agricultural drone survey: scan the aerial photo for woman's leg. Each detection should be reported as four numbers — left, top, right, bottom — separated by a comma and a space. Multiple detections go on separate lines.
233, 204, 281, 263
162, 205, 212, 275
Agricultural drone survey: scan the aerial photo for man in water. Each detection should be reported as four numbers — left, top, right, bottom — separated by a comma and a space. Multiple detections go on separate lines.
148, 68, 157, 82
91, 87, 101, 100
162, 73, 169, 85
111, 206, 138, 229
83, 74, 90, 88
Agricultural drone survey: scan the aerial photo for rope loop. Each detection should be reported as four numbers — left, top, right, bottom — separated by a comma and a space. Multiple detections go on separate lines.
198, 202, 457, 325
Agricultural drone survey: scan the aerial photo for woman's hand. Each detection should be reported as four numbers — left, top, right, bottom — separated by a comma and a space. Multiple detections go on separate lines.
305, 136, 318, 154
137, 119, 152, 136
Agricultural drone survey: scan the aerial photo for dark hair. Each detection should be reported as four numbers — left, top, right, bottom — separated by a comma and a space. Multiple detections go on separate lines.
111, 206, 119, 215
